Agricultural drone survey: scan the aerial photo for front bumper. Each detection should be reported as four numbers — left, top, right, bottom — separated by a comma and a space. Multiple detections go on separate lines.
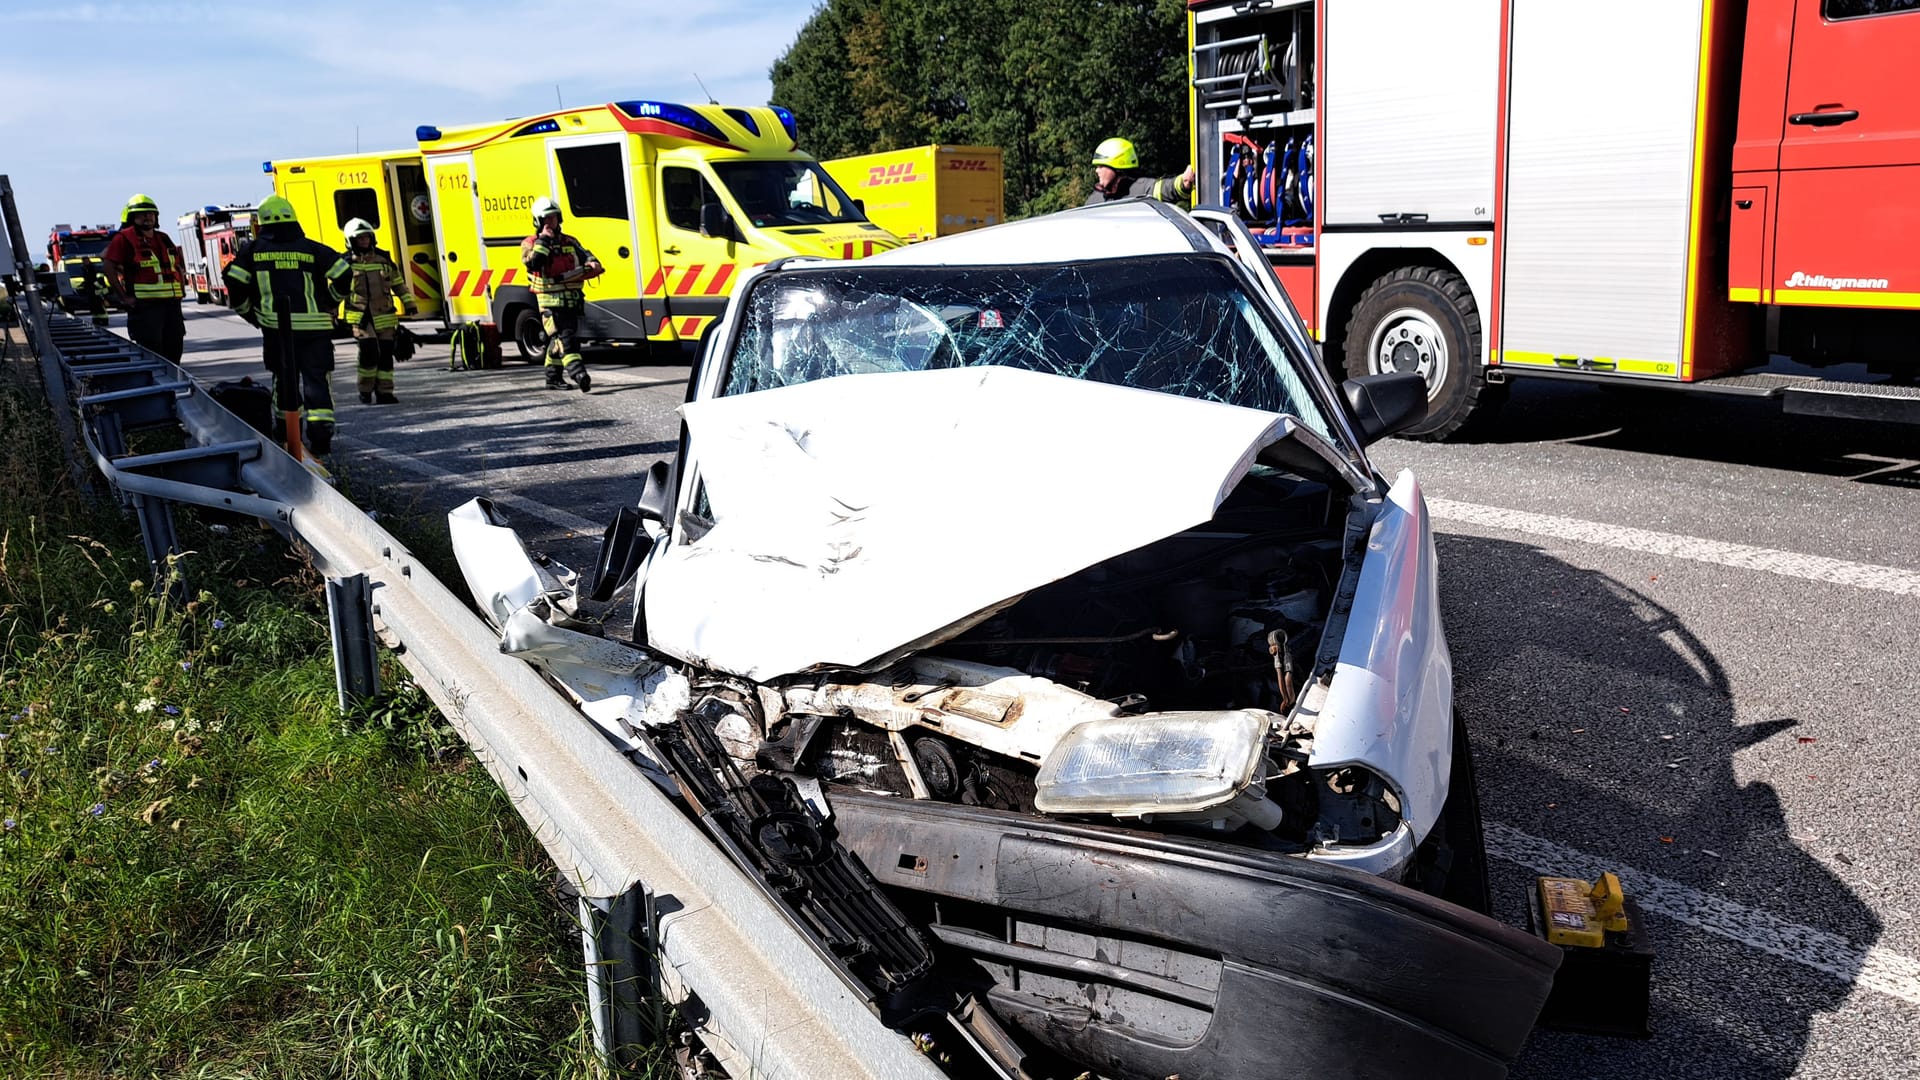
829, 790, 1560, 1080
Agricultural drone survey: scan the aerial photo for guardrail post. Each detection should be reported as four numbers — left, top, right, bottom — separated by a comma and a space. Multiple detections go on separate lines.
129, 493, 181, 583
581, 883, 664, 1074
325, 573, 380, 711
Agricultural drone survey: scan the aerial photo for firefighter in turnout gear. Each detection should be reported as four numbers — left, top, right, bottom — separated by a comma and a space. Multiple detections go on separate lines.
1084, 138, 1196, 206
341, 217, 414, 404
75, 258, 111, 328
102, 193, 187, 359
521, 196, 602, 392
223, 195, 351, 458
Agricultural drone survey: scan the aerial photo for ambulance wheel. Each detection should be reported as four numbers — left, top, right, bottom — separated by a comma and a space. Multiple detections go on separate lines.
1343, 265, 1493, 441
511, 307, 546, 364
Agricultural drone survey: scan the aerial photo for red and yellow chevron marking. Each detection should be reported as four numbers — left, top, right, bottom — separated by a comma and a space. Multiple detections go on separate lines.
410, 262, 442, 302
642, 263, 760, 296
838, 238, 900, 260
446, 267, 520, 298
674, 315, 715, 339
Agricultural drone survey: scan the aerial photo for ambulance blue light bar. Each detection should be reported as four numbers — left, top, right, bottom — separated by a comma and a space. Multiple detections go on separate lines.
772, 106, 798, 142
416, 125, 442, 142
613, 101, 729, 145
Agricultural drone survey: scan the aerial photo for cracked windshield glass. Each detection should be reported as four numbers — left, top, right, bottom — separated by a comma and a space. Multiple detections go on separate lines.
723, 255, 1335, 440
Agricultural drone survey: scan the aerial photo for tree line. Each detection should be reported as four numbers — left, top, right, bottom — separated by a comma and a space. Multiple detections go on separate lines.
770, 0, 1191, 217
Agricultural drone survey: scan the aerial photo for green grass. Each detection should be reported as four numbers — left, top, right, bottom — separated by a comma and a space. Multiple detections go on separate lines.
0, 358, 638, 1077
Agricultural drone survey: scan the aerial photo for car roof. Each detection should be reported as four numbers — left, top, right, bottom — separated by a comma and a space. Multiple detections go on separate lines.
857, 199, 1213, 268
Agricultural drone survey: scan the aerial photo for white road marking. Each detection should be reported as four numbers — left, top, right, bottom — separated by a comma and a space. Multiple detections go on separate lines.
1486, 822, 1920, 1008
1429, 499, 1920, 598
335, 436, 603, 535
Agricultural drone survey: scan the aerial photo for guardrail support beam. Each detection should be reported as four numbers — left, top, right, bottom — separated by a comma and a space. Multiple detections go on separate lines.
581, 883, 665, 1074
325, 573, 380, 711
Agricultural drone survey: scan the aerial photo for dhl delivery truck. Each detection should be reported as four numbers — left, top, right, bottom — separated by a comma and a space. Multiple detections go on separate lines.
821, 144, 1005, 242
415, 99, 902, 359
264, 149, 446, 323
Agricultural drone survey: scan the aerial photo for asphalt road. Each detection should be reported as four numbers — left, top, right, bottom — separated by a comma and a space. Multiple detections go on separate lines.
158, 303, 1920, 1079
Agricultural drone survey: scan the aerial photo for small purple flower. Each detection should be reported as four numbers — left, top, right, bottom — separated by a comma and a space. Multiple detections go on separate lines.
147, 758, 163, 771
87, 803, 105, 817
2, 818, 15, 831
212, 619, 226, 630
179, 661, 193, 672
162, 705, 181, 716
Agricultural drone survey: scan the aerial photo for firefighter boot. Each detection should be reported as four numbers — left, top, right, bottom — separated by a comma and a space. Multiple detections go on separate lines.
306, 420, 334, 457
544, 364, 567, 390
567, 359, 591, 394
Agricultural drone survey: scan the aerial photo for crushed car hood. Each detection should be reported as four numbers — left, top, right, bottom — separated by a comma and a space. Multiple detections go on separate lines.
644, 366, 1291, 681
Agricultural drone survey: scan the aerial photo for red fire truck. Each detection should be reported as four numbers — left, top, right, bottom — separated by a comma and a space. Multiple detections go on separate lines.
175, 204, 255, 307
1189, 0, 1920, 437
44, 224, 117, 314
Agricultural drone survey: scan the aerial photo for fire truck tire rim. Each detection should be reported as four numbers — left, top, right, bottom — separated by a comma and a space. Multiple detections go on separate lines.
1368, 306, 1448, 399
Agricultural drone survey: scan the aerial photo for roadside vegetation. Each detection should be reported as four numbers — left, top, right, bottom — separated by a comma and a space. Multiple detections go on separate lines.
0, 351, 616, 1078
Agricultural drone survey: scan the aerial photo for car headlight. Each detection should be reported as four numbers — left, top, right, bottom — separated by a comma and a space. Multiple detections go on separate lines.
1033, 710, 1271, 816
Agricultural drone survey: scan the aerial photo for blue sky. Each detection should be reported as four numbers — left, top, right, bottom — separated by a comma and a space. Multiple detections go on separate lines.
2, 1, 817, 244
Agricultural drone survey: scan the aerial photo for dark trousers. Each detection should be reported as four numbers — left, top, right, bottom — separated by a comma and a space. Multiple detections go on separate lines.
127, 300, 184, 361
262, 328, 337, 451
542, 305, 584, 380
354, 327, 396, 395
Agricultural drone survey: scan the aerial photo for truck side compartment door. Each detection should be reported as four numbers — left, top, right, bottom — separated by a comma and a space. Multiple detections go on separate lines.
425, 155, 488, 323
385, 160, 444, 321
1773, 0, 1920, 306
547, 135, 644, 340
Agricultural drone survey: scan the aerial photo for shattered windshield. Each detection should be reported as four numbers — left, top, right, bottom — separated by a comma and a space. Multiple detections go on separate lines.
711, 161, 865, 229
722, 255, 1335, 440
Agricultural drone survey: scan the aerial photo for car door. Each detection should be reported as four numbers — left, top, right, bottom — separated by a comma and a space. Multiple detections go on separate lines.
654, 162, 739, 342
1772, 0, 1920, 305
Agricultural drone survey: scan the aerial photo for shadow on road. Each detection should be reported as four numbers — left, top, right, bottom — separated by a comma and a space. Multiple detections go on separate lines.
1439, 533, 1879, 1078
1462, 378, 1920, 489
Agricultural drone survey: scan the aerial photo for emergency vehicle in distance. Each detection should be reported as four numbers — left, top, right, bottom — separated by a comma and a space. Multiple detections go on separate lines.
264, 149, 445, 324
175, 205, 255, 307
415, 99, 902, 360
1189, 0, 1920, 437
45, 224, 117, 314
820, 144, 1005, 242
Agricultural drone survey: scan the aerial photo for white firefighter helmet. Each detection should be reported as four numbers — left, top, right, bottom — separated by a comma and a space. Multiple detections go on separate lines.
531, 196, 563, 227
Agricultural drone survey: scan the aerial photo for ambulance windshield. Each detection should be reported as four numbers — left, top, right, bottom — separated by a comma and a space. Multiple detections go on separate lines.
711, 161, 867, 229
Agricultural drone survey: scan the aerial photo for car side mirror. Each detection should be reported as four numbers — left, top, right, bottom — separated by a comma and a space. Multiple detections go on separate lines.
699, 202, 732, 240
588, 506, 653, 603
637, 459, 672, 526
1341, 372, 1428, 444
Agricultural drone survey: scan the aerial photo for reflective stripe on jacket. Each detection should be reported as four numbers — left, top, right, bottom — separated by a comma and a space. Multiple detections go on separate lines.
224, 236, 350, 332
522, 231, 595, 310
104, 226, 186, 300
342, 247, 407, 329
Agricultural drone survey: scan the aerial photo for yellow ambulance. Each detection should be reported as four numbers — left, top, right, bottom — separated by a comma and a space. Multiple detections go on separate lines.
263, 149, 445, 321
415, 100, 902, 359
820, 145, 1005, 243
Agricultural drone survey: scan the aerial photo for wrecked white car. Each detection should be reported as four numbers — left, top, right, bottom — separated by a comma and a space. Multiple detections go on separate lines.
451, 201, 1559, 1079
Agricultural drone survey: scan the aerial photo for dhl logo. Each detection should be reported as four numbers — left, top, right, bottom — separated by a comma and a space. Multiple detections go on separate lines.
839, 239, 898, 259
945, 159, 992, 171
447, 267, 517, 297
865, 162, 921, 187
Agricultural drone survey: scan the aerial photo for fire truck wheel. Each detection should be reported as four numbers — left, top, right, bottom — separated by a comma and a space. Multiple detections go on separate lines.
511, 306, 547, 364
1343, 265, 1491, 441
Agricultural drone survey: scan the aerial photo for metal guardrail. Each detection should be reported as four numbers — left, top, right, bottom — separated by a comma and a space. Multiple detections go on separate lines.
4, 179, 940, 1080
